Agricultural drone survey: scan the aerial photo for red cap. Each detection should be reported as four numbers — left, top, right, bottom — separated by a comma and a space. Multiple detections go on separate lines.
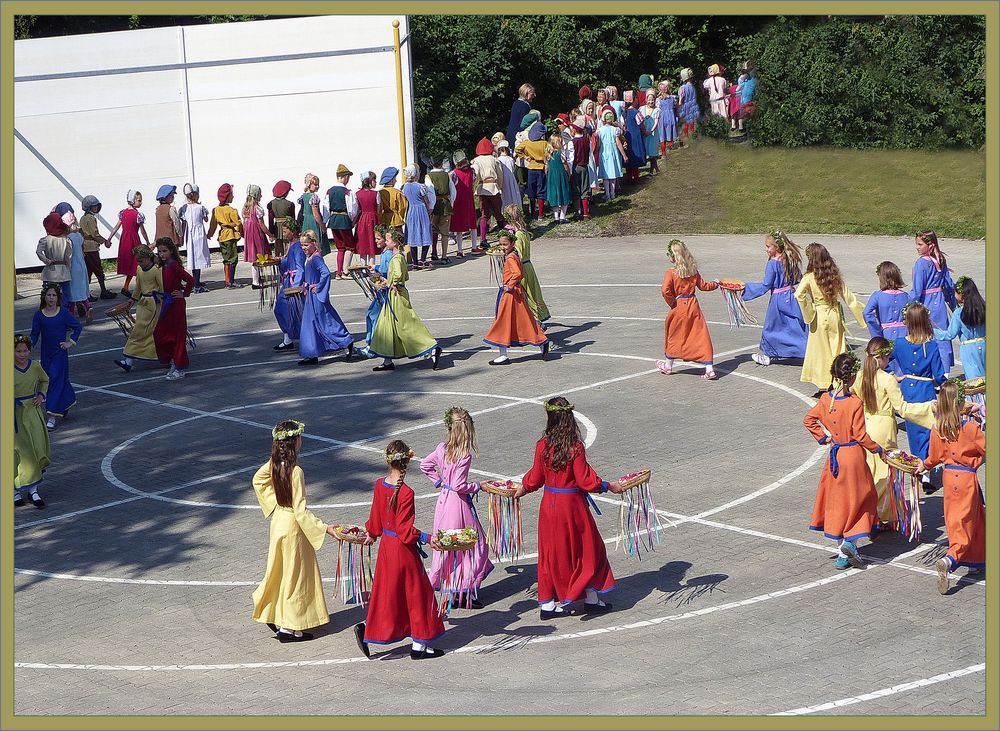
556, 113, 571, 125
272, 180, 292, 198
43, 212, 69, 237
217, 183, 233, 204
579, 84, 592, 100
474, 137, 494, 155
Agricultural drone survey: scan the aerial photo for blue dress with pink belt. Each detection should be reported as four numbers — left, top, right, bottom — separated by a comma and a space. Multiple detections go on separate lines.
894, 338, 946, 459
741, 258, 807, 359
910, 256, 957, 371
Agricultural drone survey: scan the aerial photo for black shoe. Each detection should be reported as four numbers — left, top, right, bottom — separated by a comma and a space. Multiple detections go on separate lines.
266, 623, 278, 634
470, 598, 484, 609
431, 346, 442, 370
353, 622, 370, 658
346, 342, 354, 361
273, 342, 295, 351
409, 647, 445, 660
88, 295, 98, 303
100, 291, 117, 300
373, 362, 395, 372
488, 357, 510, 366
114, 359, 133, 373
540, 607, 576, 620
120, 288, 131, 298
582, 601, 613, 615
541, 341, 551, 360
277, 631, 314, 643
30, 493, 45, 509
14, 494, 25, 507
251, 284, 263, 290
297, 357, 319, 366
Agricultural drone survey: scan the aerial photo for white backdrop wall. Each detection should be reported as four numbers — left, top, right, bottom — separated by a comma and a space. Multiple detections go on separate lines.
14, 15, 415, 269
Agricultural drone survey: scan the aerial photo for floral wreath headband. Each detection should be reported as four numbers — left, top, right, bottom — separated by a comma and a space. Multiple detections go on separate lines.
544, 400, 575, 413
272, 420, 305, 441
902, 300, 926, 319
443, 406, 469, 431
769, 230, 787, 250
384, 447, 415, 466
666, 239, 682, 260
833, 350, 862, 381
948, 377, 967, 403
41, 282, 61, 295
955, 275, 968, 294
873, 342, 894, 359
14, 334, 32, 349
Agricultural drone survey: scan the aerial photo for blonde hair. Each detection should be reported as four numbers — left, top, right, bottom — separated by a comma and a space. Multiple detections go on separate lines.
904, 302, 933, 344
934, 381, 962, 442
300, 230, 317, 244
503, 204, 526, 233
669, 240, 699, 279
242, 195, 257, 219
518, 83, 535, 98
445, 407, 479, 463
304, 173, 319, 191
859, 337, 890, 415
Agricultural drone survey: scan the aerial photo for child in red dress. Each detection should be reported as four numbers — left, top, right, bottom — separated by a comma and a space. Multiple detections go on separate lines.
514, 397, 624, 619
152, 238, 195, 380
482, 231, 549, 365
354, 440, 446, 660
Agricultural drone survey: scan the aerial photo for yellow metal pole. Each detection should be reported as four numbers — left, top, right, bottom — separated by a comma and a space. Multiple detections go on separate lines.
392, 19, 407, 170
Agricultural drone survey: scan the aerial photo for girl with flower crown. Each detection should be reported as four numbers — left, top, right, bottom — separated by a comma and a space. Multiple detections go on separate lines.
482, 230, 549, 366
741, 230, 807, 367
513, 397, 624, 619
656, 239, 719, 380
114, 245, 163, 374
934, 275, 985, 382
420, 407, 493, 608
355, 440, 446, 660
852, 337, 935, 531
910, 231, 958, 371
503, 204, 550, 324
894, 302, 947, 492
251, 420, 341, 642
804, 352, 884, 570
916, 380, 986, 594
14, 335, 50, 509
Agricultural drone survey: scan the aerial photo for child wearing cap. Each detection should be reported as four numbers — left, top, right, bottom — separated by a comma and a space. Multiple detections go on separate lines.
639, 91, 662, 173
678, 69, 700, 143
107, 190, 151, 297
267, 181, 295, 258
54, 204, 92, 323
514, 122, 550, 221
448, 153, 479, 257
472, 137, 506, 244
37, 213, 74, 305
207, 183, 244, 288
703, 64, 729, 119
243, 184, 274, 289
354, 171, 380, 267
79, 195, 116, 300
496, 141, 523, 214
154, 185, 182, 246
402, 165, 434, 269
327, 164, 359, 279
656, 81, 678, 155
425, 159, 457, 264
179, 184, 211, 293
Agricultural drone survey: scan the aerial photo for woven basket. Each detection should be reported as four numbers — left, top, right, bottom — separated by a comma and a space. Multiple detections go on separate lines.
437, 529, 478, 551
964, 378, 986, 396
885, 450, 921, 475
717, 279, 745, 291
619, 468, 652, 491
481, 479, 520, 497
332, 525, 369, 544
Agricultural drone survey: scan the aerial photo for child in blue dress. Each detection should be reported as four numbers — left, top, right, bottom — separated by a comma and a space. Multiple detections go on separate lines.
742, 230, 807, 366
30, 284, 81, 431
910, 231, 957, 371
934, 276, 985, 380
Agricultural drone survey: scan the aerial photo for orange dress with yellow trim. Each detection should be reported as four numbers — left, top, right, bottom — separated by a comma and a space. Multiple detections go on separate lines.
804, 392, 880, 542
661, 269, 718, 363
483, 254, 548, 348
922, 419, 986, 569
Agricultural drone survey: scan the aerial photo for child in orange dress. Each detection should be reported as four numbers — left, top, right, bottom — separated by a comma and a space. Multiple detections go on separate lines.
917, 380, 986, 594
656, 239, 720, 379
804, 352, 884, 570
482, 231, 549, 366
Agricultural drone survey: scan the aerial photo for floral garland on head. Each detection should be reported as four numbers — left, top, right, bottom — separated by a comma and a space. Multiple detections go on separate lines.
544, 399, 575, 413
384, 447, 415, 466
770, 229, 787, 251
901, 300, 924, 320
282, 216, 300, 233
443, 406, 459, 431
874, 342, 894, 359
132, 243, 155, 260
14, 333, 32, 349
666, 239, 682, 261
948, 377, 967, 404
388, 227, 405, 244
954, 275, 968, 295
272, 420, 305, 441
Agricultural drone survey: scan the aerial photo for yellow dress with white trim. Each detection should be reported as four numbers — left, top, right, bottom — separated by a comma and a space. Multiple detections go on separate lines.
14, 359, 51, 491
123, 263, 163, 361
851, 369, 935, 523
794, 273, 866, 389
251, 463, 330, 631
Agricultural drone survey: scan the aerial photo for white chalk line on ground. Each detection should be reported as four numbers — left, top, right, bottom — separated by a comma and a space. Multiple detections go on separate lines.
13, 542, 940, 672
771, 663, 986, 715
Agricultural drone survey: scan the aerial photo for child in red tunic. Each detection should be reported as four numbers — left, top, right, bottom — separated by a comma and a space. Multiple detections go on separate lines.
482, 231, 549, 365
918, 380, 986, 594
514, 397, 623, 619
354, 440, 446, 660
152, 238, 195, 379
657, 239, 720, 379
804, 353, 884, 570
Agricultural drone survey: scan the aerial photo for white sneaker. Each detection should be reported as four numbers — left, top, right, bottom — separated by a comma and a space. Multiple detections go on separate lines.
751, 352, 771, 366
45, 417, 57, 430
165, 369, 185, 380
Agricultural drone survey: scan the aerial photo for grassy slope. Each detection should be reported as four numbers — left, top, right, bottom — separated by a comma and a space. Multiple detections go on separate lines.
545, 139, 986, 240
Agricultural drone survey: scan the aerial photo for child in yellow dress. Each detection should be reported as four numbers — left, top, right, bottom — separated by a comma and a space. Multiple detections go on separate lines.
114, 245, 164, 373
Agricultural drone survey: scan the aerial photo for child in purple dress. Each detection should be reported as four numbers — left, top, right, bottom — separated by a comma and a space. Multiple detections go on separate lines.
420, 407, 494, 609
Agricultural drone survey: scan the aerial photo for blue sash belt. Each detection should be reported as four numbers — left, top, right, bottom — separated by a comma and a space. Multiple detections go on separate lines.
543, 485, 602, 515
829, 440, 859, 478
442, 483, 481, 524
143, 290, 175, 319
677, 294, 695, 299
13, 394, 42, 433
382, 528, 427, 558
944, 465, 977, 473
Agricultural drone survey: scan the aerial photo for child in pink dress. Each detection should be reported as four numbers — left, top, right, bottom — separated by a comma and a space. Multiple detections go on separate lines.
107, 189, 150, 297
355, 171, 380, 267
419, 406, 494, 608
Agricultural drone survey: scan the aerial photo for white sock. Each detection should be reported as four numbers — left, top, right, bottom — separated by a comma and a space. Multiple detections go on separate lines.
470, 230, 479, 248
277, 627, 292, 634
584, 588, 601, 604
252, 267, 261, 286
124, 357, 134, 366
382, 358, 392, 366
14, 492, 22, 501
344, 251, 354, 270
411, 641, 426, 651
456, 234, 464, 255
540, 600, 556, 611
282, 333, 293, 346
705, 364, 715, 375
665, 357, 674, 369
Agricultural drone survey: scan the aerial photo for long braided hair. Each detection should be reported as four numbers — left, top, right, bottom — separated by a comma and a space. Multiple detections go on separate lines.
384, 439, 413, 511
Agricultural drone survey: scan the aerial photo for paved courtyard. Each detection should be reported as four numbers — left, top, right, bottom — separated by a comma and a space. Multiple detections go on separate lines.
11, 232, 989, 718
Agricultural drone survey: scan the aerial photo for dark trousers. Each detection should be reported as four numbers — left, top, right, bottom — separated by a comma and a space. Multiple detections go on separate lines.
84, 250, 107, 289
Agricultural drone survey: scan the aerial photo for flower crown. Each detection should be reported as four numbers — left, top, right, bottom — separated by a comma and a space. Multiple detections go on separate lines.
666, 239, 682, 260
444, 406, 459, 431
384, 447, 415, 466
834, 350, 862, 380
389, 227, 405, 243
874, 263, 882, 276
41, 282, 61, 295
132, 244, 155, 260
770, 230, 787, 250
544, 400, 575, 413
282, 216, 300, 233
901, 300, 924, 319
873, 342, 894, 359
948, 377, 967, 404
272, 420, 305, 441
14, 334, 32, 349
955, 275, 968, 294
